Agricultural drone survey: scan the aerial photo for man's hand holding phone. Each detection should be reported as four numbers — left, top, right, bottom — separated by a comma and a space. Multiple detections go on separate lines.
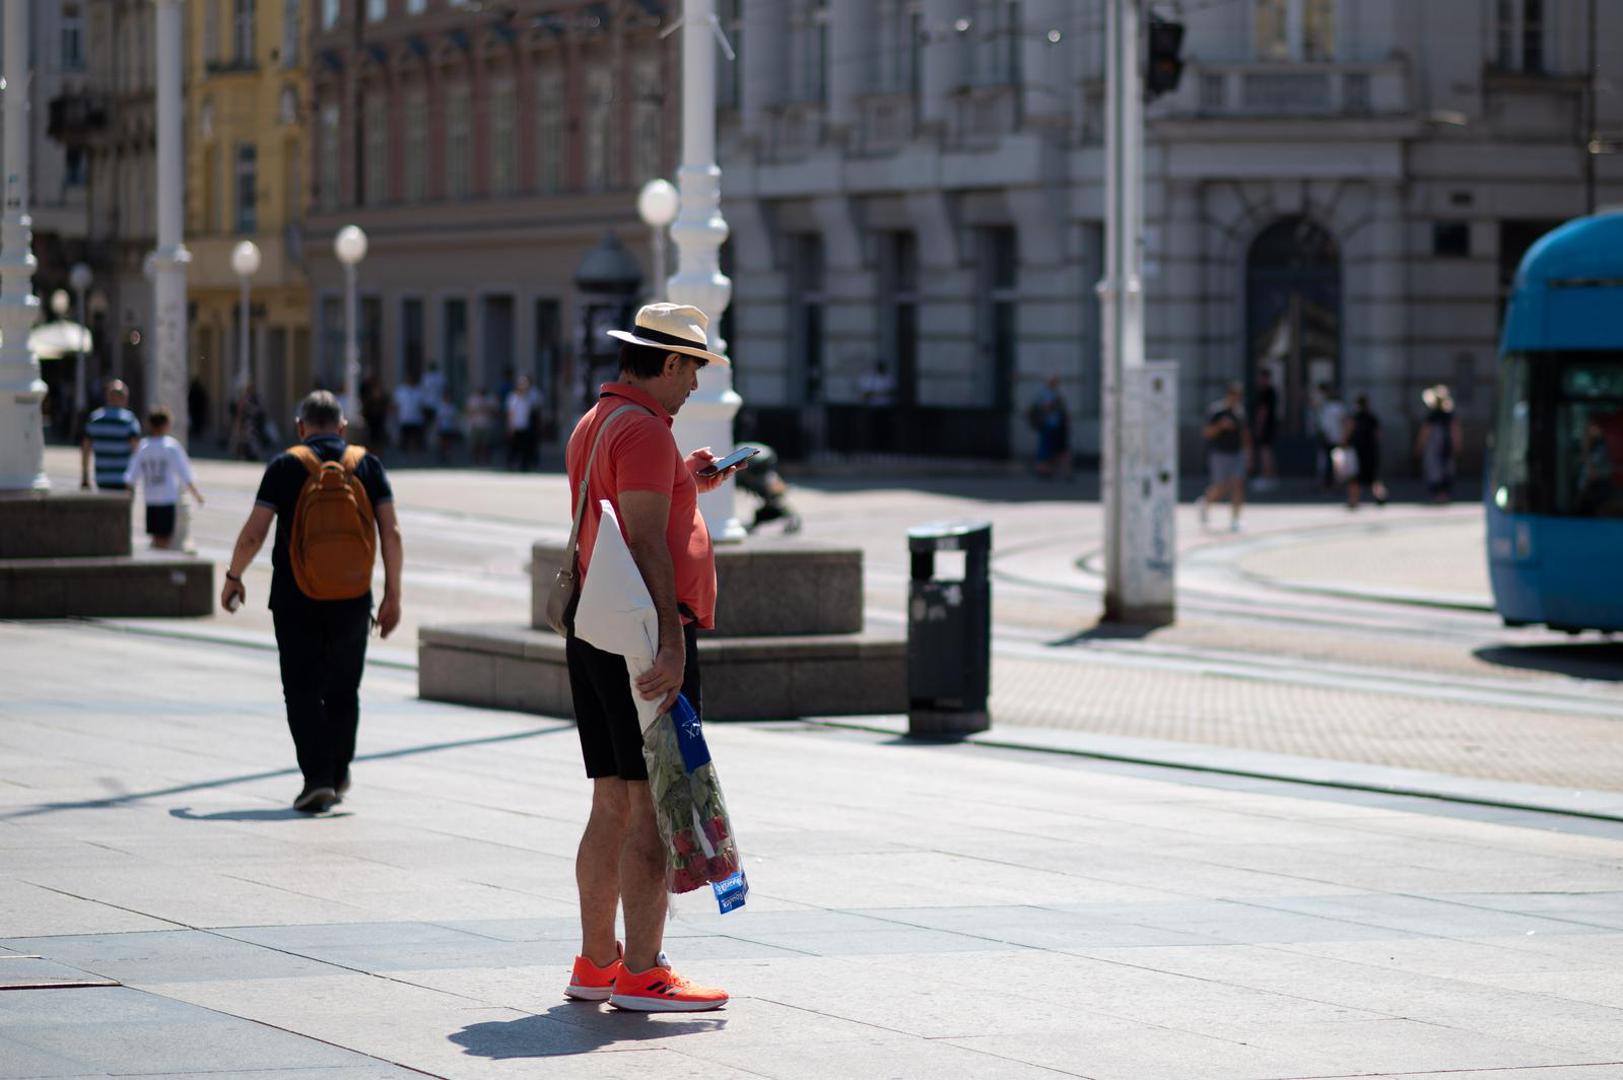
688, 445, 759, 493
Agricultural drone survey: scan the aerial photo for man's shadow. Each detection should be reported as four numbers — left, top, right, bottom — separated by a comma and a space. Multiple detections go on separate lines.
169, 807, 353, 822
450, 1004, 725, 1059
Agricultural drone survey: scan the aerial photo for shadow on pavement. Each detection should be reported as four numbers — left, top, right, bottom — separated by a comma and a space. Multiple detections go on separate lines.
450, 1005, 725, 1058
1049, 621, 1163, 646
169, 807, 353, 822
0, 725, 573, 822
1474, 642, 1623, 682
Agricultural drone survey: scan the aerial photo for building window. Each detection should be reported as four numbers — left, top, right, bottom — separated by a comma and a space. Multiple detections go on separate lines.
403, 86, 426, 202
322, 0, 339, 30
407, 0, 426, 12
584, 67, 615, 191
204, 0, 220, 64
402, 298, 425, 383
319, 103, 340, 210
278, 85, 298, 125
490, 77, 516, 196
65, 147, 86, 186
1433, 222, 1471, 258
364, 92, 388, 205
443, 298, 469, 403
536, 68, 563, 193
1254, 0, 1335, 62
368, 0, 386, 21
61, 5, 84, 70
447, 83, 472, 200
283, 137, 302, 222
977, 226, 1018, 409
234, 0, 256, 64
235, 143, 258, 233
965, 0, 1021, 87
282, 0, 299, 67
630, 58, 662, 186
1497, 0, 1545, 73
881, 231, 919, 407
877, 0, 922, 94
717, 0, 743, 108
791, 234, 826, 403
789, 0, 829, 103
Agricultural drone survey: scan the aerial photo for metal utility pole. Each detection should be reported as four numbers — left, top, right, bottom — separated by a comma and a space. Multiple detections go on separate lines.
667, 0, 745, 541
1099, 0, 1176, 626
0, 0, 48, 491
151, 0, 191, 444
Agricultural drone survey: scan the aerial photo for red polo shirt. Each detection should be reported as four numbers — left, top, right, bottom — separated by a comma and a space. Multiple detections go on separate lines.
565, 382, 717, 629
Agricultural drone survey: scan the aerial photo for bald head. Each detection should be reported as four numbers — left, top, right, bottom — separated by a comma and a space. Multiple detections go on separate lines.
105, 380, 129, 406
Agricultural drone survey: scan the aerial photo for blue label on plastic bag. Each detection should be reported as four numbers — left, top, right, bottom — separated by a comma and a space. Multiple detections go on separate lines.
712, 869, 748, 914
670, 693, 712, 772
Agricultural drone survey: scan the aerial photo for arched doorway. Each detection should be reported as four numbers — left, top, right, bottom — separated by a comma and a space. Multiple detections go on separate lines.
1245, 217, 1341, 474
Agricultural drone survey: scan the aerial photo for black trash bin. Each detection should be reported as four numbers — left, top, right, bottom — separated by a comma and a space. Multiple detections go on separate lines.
907, 521, 991, 736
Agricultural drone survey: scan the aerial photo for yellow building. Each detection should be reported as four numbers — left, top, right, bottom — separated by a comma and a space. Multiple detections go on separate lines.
185, 0, 311, 446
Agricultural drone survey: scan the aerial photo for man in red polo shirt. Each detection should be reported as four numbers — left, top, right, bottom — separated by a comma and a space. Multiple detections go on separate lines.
561, 303, 744, 1013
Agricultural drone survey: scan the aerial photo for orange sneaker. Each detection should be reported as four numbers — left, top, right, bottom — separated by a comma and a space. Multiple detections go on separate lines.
610, 962, 729, 1012
565, 942, 623, 1001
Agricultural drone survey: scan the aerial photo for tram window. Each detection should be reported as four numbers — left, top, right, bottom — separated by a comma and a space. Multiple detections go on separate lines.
1492, 354, 1531, 512
1553, 357, 1623, 519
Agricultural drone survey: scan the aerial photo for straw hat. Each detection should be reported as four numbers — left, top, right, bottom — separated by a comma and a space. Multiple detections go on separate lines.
606, 303, 729, 367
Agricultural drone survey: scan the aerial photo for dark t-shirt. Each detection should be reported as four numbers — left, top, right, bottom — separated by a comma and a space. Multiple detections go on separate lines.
1350, 408, 1380, 454
253, 434, 394, 612
1207, 406, 1244, 454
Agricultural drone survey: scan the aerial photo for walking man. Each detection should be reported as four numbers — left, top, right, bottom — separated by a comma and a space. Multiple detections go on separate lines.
219, 391, 404, 814
1199, 381, 1252, 532
562, 303, 743, 1012
80, 379, 141, 491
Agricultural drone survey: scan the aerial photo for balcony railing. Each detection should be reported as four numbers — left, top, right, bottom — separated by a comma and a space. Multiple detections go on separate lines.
1164, 60, 1409, 119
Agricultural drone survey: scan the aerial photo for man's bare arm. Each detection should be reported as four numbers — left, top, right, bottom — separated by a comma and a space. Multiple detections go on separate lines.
374, 500, 404, 638
221, 505, 274, 611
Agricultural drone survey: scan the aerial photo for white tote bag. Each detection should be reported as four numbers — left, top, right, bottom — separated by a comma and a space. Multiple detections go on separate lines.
571, 500, 665, 733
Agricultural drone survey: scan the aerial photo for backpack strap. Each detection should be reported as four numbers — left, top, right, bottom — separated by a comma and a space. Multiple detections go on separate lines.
288, 444, 322, 477
340, 445, 367, 473
562, 403, 650, 564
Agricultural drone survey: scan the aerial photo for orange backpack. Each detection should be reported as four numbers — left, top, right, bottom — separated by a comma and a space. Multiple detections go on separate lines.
287, 444, 377, 601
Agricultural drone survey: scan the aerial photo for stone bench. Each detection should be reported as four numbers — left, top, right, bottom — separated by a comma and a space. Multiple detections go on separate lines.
0, 555, 214, 618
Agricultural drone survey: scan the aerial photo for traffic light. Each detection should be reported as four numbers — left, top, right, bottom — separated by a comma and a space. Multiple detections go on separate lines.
1146, 18, 1185, 99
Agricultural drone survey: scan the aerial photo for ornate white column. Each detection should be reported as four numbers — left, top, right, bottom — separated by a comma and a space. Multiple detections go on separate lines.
150, 0, 190, 444
668, 0, 744, 542
0, 0, 48, 491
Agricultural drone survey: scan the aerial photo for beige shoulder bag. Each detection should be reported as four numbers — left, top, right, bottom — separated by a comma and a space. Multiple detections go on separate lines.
544, 403, 647, 635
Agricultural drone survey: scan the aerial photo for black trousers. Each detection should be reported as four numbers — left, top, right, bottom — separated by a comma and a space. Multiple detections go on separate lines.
272, 602, 370, 789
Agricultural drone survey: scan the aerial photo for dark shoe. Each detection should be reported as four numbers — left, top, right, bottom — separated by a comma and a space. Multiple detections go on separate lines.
293, 786, 338, 814
335, 773, 351, 800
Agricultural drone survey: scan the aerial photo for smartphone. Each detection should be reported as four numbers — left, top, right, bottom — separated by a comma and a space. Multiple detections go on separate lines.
696, 445, 761, 478
226, 594, 242, 613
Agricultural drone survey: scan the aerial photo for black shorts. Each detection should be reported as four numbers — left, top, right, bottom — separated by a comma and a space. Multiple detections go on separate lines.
145, 503, 177, 538
566, 620, 701, 781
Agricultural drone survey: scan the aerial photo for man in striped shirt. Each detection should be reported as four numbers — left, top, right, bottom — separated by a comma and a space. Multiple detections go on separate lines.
80, 380, 143, 491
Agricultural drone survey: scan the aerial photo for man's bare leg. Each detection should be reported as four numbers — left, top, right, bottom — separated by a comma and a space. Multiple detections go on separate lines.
576, 778, 629, 967
620, 781, 669, 973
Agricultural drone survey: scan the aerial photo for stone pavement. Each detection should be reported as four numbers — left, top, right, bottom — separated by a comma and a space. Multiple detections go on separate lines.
6, 621, 1623, 1079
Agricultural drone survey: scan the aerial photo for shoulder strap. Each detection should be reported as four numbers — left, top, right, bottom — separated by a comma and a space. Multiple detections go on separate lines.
289, 444, 322, 477
562, 403, 650, 562
340, 445, 367, 473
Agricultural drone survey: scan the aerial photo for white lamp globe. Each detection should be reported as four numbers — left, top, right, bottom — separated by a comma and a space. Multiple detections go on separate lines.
50, 289, 70, 317
231, 240, 262, 279
637, 179, 679, 228
68, 263, 92, 292
334, 224, 368, 266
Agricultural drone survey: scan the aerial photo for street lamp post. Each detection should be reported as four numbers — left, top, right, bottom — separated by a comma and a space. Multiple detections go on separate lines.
636, 179, 679, 301
69, 262, 91, 417
231, 240, 261, 394
151, 0, 190, 445
333, 225, 367, 422
667, 0, 744, 541
0, 0, 49, 491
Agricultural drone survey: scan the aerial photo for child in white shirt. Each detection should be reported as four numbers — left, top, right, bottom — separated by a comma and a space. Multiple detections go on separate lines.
123, 407, 205, 549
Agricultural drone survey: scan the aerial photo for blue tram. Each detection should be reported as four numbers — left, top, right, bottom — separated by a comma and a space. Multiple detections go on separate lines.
1488, 212, 1623, 633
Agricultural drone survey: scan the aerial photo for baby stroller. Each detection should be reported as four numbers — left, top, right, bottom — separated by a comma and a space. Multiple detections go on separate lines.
734, 443, 801, 534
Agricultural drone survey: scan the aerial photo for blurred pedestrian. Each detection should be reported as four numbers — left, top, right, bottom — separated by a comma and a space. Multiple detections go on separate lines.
434, 390, 462, 464
361, 373, 391, 450
1344, 394, 1387, 509
420, 362, 446, 433
1199, 381, 1251, 531
188, 377, 210, 443
393, 374, 426, 454
80, 379, 141, 491
219, 391, 403, 815
505, 374, 542, 471
1250, 368, 1279, 491
1315, 383, 1348, 492
465, 386, 498, 465
123, 407, 205, 549
1417, 384, 1462, 504
859, 360, 897, 453
229, 383, 271, 461
1028, 375, 1072, 481
736, 443, 801, 533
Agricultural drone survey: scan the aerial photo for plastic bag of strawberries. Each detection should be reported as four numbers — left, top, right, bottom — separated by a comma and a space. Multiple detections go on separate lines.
641, 692, 749, 913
